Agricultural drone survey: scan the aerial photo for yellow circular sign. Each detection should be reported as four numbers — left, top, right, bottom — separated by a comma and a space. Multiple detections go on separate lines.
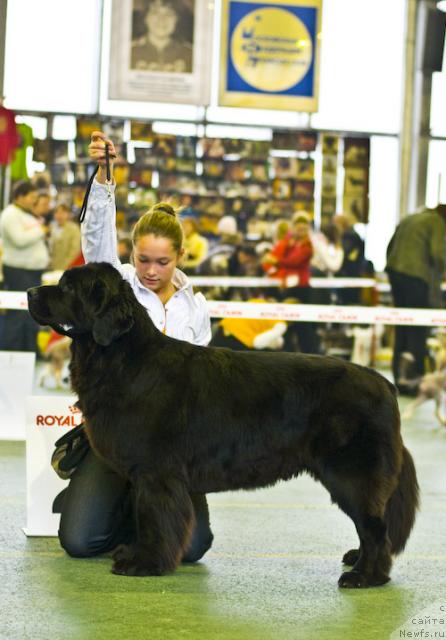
230, 7, 313, 93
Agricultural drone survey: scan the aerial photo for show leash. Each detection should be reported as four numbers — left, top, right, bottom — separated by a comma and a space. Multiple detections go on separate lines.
78, 142, 112, 223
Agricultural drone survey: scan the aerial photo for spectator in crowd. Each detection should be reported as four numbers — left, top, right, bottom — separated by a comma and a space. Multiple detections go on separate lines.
311, 221, 344, 304
48, 204, 82, 271
0, 180, 49, 351
273, 219, 290, 243
182, 217, 209, 273
200, 216, 240, 276
262, 211, 319, 354
117, 237, 133, 264
386, 203, 446, 394
228, 244, 262, 278
333, 213, 365, 304
33, 192, 52, 221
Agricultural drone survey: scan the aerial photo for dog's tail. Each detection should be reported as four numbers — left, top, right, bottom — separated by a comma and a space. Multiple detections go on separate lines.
384, 446, 420, 555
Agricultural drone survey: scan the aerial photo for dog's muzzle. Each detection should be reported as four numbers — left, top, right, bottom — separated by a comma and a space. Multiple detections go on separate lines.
27, 288, 86, 338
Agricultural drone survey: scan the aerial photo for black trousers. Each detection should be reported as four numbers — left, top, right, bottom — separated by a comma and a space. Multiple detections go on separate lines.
58, 450, 214, 563
1, 265, 43, 352
387, 270, 431, 381
280, 286, 320, 354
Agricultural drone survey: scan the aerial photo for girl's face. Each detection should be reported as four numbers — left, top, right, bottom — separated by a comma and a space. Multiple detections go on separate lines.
133, 234, 182, 294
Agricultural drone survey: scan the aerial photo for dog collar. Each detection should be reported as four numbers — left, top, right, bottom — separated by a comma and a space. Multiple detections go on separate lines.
51, 323, 89, 339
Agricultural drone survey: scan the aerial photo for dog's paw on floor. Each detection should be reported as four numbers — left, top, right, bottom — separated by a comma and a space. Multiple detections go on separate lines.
342, 548, 360, 566
111, 544, 164, 576
112, 558, 163, 576
338, 570, 390, 589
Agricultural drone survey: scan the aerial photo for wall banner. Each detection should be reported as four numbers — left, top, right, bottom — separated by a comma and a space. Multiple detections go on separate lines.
108, 0, 214, 105
219, 0, 322, 111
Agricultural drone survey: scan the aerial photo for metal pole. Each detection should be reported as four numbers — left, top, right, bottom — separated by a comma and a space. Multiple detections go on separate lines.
0, 0, 8, 208
399, 0, 418, 220
399, 0, 438, 219
0, 0, 7, 98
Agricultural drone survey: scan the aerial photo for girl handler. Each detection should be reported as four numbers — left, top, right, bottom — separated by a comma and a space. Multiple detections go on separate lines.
58, 131, 213, 562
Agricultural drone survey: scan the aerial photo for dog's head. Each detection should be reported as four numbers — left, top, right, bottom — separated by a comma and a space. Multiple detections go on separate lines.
28, 262, 136, 346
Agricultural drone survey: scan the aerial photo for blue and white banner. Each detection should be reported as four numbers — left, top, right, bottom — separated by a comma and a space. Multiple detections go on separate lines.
219, 0, 322, 111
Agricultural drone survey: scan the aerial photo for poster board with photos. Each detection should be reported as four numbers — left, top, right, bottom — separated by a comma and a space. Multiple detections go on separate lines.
108, 0, 214, 105
342, 137, 370, 223
219, 0, 322, 111
320, 133, 339, 222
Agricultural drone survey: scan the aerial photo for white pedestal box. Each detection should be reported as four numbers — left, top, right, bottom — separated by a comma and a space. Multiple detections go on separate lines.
0, 351, 35, 440
24, 395, 83, 536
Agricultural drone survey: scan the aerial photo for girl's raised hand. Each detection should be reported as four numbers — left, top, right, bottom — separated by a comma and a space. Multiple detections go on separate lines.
88, 131, 117, 165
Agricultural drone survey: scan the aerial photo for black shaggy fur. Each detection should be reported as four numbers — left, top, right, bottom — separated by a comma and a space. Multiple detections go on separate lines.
27, 262, 420, 587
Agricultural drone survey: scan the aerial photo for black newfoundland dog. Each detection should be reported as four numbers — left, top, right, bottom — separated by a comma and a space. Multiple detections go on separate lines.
27, 262, 419, 587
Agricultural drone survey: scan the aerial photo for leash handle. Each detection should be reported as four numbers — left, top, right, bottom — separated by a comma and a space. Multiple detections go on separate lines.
105, 143, 111, 183
79, 141, 114, 223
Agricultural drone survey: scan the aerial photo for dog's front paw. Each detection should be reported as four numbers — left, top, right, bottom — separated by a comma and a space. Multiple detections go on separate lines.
338, 570, 369, 588
342, 548, 360, 566
111, 545, 165, 576
112, 544, 133, 563
111, 558, 163, 577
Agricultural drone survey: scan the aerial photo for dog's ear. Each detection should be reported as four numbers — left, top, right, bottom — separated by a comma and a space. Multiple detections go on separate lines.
92, 297, 135, 346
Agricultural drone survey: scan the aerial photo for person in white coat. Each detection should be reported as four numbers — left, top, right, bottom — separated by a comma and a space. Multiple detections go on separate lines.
0, 180, 49, 350
58, 131, 213, 563
310, 222, 344, 305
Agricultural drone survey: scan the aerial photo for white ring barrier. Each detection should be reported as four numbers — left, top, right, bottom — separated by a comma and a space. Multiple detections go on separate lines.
2, 289, 446, 326
207, 301, 446, 327
188, 276, 382, 289
38, 271, 384, 289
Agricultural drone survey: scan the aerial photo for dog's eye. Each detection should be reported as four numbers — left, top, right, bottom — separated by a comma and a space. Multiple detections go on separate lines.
59, 281, 73, 294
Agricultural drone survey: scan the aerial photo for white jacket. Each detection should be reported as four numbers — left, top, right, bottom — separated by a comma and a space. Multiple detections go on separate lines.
82, 180, 211, 346
310, 231, 344, 275
0, 203, 49, 270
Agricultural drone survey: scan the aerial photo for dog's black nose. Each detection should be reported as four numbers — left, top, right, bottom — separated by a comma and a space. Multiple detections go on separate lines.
27, 288, 39, 300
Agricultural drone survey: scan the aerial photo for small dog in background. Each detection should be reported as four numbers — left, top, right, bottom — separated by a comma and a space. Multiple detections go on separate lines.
401, 330, 446, 425
38, 331, 71, 390
402, 371, 446, 425
428, 330, 446, 372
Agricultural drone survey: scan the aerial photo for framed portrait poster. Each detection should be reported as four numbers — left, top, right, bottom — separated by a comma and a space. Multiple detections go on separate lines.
219, 0, 322, 111
108, 0, 213, 105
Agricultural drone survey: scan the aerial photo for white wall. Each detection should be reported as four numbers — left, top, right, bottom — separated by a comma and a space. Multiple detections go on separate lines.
2, 0, 409, 270
4, 0, 102, 114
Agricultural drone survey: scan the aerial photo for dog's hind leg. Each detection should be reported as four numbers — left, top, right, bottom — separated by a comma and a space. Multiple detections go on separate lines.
112, 470, 195, 577
338, 512, 392, 588
433, 392, 446, 426
401, 394, 428, 421
321, 473, 392, 588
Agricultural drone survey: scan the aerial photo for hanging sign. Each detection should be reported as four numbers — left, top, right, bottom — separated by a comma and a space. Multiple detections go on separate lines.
108, 0, 214, 105
219, 0, 322, 111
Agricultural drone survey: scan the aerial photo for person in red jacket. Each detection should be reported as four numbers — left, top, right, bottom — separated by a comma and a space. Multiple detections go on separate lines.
263, 211, 319, 353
